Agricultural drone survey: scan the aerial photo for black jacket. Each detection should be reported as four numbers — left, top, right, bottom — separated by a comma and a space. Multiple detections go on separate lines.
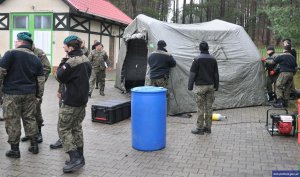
148, 50, 176, 79
188, 52, 219, 91
56, 50, 92, 107
274, 52, 297, 73
0, 45, 44, 95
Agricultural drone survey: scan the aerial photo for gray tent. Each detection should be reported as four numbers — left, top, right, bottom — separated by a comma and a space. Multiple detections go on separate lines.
115, 14, 266, 115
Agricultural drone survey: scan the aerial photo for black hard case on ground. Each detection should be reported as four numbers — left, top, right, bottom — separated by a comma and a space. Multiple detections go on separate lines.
91, 100, 131, 124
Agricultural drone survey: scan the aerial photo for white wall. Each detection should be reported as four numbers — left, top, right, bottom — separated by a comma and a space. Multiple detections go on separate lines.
0, 0, 68, 13
0, 31, 10, 56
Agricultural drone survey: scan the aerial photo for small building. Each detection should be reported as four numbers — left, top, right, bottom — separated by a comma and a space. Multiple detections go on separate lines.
0, 0, 132, 70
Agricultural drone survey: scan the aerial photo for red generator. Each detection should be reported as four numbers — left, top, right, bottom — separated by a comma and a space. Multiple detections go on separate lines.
269, 113, 295, 136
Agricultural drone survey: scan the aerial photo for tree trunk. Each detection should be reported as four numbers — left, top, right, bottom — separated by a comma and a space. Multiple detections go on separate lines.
176, 0, 179, 23
220, 0, 225, 18
189, 0, 193, 23
182, 0, 186, 23
131, 0, 137, 18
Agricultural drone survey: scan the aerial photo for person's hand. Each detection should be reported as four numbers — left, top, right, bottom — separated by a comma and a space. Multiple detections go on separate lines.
270, 70, 276, 75
107, 67, 113, 71
57, 92, 62, 99
261, 57, 266, 62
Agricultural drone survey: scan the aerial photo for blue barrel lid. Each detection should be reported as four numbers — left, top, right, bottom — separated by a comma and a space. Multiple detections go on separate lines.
131, 86, 167, 93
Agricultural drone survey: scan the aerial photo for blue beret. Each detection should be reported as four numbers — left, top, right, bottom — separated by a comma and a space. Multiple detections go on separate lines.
17, 32, 33, 44
64, 35, 79, 44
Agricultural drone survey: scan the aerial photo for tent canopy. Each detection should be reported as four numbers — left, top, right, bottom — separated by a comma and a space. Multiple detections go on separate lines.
115, 14, 266, 115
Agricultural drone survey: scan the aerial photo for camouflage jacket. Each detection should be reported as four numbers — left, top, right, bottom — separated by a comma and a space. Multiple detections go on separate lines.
33, 47, 51, 81
88, 50, 109, 70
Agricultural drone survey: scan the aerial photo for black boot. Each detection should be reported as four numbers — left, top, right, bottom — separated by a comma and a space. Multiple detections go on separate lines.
63, 150, 84, 173
204, 127, 211, 134
65, 147, 85, 165
191, 128, 204, 135
6, 143, 20, 158
100, 86, 105, 96
37, 126, 43, 143
77, 147, 85, 165
28, 137, 39, 154
267, 92, 274, 102
50, 139, 63, 149
272, 99, 285, 108
21, 136, 30, 142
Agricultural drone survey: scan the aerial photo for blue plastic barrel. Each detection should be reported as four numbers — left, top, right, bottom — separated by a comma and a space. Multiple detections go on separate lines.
131, 86, 167, 151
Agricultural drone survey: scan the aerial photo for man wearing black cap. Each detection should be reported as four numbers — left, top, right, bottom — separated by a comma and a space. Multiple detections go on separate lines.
0, 32, 45, 158
21, 44, 51, 144
148, 40, 176, 114
56, 35, 91, 173
148, 40, 176, 88
263, 46, 279, 102
188, 41, 219, 135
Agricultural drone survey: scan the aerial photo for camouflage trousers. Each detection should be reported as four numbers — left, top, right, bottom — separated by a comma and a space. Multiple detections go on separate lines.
35, 100, 43, 126
193, 85, 215, 130
89, 68, 100, 94
98, 70, 106, 93
275, 72, 294, 101
266, 74, 278, 93
150, 77, 170, 112
3, 94, 38, 144
58, 104, 86, 152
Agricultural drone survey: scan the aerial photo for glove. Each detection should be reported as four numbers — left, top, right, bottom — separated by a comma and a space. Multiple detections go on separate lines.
261, 57, 266, 62
269, 70, 276, 75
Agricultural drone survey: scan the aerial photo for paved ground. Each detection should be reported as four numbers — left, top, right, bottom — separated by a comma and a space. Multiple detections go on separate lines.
0, 70, 299, 177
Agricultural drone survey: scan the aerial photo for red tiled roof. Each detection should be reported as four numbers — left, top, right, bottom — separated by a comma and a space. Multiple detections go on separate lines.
66, 0, 132, 25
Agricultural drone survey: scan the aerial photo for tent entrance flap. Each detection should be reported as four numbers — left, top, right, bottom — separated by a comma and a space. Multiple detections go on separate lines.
123, 39, 148, 91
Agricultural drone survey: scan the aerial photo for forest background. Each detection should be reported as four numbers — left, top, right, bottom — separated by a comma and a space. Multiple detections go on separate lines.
110, 0, 300, 49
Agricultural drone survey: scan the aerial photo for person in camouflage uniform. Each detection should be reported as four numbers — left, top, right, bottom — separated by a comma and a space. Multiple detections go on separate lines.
0, 86, 3, 121
49, 56, 68, 150
0, 32, 45, 158
56, 35, 91, 173
263, 46, 279, 102
88, 42, 109, 96
148, 40, 176, 113
148, 40, 176, 88
262, 45, 297, 108
283, 39, 298, 99
188, 41, 219, 135
0, 55, 3, 121
21, 45, 51, 143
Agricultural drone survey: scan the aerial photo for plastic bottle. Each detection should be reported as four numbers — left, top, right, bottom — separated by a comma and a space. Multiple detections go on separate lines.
212, 114, 227, 121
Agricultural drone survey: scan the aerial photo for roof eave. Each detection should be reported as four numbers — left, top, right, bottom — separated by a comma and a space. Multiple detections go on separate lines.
62, 0, 130, 26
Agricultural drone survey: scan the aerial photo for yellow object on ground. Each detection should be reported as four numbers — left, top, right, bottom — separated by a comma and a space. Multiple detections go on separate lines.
212, 113, 227, 121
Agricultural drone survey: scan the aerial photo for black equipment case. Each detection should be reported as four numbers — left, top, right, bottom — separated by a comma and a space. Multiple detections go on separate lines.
91, 100, 131, 124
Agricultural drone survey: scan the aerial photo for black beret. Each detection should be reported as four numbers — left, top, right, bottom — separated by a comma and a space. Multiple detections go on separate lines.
157, 40, 167, 47
266, 45, 275, 51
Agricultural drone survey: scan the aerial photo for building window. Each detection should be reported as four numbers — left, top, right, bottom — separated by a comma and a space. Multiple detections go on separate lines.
14, 16, 28, 29
35, 16, 51, 29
